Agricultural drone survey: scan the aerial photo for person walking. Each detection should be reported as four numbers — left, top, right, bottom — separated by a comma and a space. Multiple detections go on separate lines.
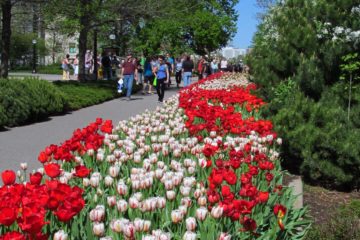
121, 54, 138, 101
101, 52, 112, 80
197, 56, 206, 80
165, 53, 174, 87
73, 54, 79, 80
175, 58, 182, 88
211, 58, 218, 74
62, 54, 71, 80
182, 55, 194, 87
220, 58, 228, 72
85, 50, 92, 75
154, 56, 169, 103
143, 57, 154, 94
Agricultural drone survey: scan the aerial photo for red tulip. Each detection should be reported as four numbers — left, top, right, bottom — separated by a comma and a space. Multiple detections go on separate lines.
243, 217, 257, 231
30, 172, 43, 185
257, 191, 269, 203
0, 231, 26, 240
1, 170, 16, 185
74, 165, 91, 178
44, 163, 61, 178
0, 207, 17, 226
274, 204, 287, 218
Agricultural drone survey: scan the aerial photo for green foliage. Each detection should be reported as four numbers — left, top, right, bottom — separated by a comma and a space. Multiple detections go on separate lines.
10, 33, 47, 63
12, 63, 65, 75
305, 200, 360, 240
249, 0, 360, 190
53, 80, 119, 110
0, 79, 141, 128
0, 78, 66, 127
272, 84, 360, 189
132, 0, 239, 56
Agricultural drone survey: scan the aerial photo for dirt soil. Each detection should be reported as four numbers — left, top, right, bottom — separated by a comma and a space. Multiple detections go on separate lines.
303, 184, 360, 224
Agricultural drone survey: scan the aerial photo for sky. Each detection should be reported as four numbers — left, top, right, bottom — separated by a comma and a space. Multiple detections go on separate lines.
232, 1, 263, 49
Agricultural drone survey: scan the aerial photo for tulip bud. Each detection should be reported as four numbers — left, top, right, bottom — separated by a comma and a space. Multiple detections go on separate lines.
183, 231, 197, 240
134, 218, 144, 232
117, 182, 128, 196
166, 190, 176, 201
218, 232, 231, 240
20, 162, 28, 171
116, 199, 128, 212
96, 152, 104, 162
129, 197, 139, 209
187, 167, 195, 175
123, 223, 135, 239
53, 230, 68, 240
193, 189, 202, 199
109, 165, 120, 178
143, 220, 151, 232
87, 149, 94, 156
107, 196, 117, 207
196, 207, 208, 221
157, 197, 166, 209
93, 222, 105, 237
89, 205, 105, 222
171, 210, 183, 224
59, 176, 68, 184
185, 217, 197, 231
83, 178, 90, 187
180, 186, 191, 196
90, 176, 100, 188
181, 197, 192, 208
110, 219, 122, 233
211, 206, 223, 219
104, 175, 114, 186
100, 237, 113, 240
179, 205, 187, 216
197, 196, 207, 206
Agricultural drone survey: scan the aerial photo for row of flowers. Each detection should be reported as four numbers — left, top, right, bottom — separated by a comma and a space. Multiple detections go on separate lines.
0, 73, 310, 239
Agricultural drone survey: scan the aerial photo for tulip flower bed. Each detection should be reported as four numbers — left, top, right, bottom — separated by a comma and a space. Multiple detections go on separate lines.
0, 73, 311, 239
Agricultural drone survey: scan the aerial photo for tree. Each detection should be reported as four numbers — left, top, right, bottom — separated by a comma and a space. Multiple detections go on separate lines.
1, 0, 13, 78
132, 0, 239, 56
248, 0, 360, 189
1, 0, 46, 78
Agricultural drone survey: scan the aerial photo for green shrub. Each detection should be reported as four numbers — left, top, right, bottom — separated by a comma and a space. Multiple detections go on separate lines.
37, 63, 68, 75
0, 79, 141, 128
0, 78, 66, 127
305, 200, 360, 240
54, 80, 119, 110
272, 85, 360, 189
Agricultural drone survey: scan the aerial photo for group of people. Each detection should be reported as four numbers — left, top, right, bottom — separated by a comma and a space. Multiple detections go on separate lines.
62, 51, 247, 103
119, 53, 195, 103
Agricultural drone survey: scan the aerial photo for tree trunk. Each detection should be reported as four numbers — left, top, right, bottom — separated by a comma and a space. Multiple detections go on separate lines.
93, 29, 98, 81
78, 1, 91, 81
1, 0, 12, 78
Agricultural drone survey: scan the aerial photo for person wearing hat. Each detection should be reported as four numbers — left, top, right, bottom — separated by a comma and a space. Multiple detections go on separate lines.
121, 54, 138, 100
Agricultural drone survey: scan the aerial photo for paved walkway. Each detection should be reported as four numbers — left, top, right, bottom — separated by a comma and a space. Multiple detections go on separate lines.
0, 81, 189, 171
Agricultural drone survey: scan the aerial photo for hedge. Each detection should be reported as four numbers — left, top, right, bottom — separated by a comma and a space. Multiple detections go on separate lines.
0, 78, 140, 128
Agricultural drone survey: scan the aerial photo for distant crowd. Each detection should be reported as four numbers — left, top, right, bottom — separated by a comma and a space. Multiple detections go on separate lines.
62, 51, 248, 103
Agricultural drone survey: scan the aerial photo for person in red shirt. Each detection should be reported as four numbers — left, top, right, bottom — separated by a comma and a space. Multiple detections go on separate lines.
121, 54, 138, 100
197, 56, 206, 80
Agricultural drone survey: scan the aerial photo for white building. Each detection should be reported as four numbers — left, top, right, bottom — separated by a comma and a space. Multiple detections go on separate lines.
219, 47, 248, 59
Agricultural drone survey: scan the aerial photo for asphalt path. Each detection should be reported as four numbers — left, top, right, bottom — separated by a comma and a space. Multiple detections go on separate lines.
0, 77, 194, 172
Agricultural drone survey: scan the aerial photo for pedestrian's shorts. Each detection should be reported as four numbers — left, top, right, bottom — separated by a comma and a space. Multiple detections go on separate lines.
144, 75, 154, 84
